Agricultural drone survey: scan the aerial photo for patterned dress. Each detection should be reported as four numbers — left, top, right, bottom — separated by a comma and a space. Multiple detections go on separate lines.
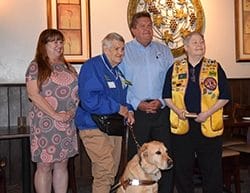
25, 62, 79, 163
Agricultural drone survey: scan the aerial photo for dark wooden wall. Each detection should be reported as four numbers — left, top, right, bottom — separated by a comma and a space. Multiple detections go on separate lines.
229, 79, 250, 104
0, 84, 30, 126
0, 78, 250, 192
224, 79, 250, 114
0, 84, 31, 190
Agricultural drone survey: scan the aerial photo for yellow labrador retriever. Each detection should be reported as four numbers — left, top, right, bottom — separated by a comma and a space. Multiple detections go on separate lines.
116, 140, 173, 193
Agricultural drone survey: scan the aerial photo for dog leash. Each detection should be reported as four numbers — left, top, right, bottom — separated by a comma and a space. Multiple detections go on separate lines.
110, 124, 142, 193
128, 124, 141, 151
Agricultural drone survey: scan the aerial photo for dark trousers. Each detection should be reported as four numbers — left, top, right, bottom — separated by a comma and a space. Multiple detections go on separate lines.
127, 107, 173, 193
172, 119, 223, 193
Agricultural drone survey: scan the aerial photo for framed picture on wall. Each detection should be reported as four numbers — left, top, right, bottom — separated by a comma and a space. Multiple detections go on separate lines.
235, 0, 250, 62
47, 0, 90, 63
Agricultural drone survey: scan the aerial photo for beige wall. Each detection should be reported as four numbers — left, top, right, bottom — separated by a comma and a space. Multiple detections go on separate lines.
0, 0, 249, 83
201, 0, 249, 78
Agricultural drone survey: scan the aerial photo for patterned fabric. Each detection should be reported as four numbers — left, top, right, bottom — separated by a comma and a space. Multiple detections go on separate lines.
26, 62, 79, 163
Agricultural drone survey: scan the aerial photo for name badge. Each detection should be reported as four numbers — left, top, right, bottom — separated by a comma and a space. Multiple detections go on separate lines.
107, 81, 116, 88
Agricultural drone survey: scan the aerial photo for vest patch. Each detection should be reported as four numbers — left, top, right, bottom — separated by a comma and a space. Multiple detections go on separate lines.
178, 73, 187, 79
204, 77, 217, 91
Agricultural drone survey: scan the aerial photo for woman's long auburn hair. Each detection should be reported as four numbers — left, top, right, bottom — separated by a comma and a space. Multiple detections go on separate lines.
35, 29, 75, 89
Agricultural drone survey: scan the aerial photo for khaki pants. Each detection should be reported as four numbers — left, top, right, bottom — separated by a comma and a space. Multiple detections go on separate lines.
79, 129, 122, 193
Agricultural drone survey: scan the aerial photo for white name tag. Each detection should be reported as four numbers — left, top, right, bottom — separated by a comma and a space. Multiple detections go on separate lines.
107, 81, 116, 88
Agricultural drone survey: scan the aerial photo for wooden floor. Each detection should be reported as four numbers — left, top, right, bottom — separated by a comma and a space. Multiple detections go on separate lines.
5, 168, 250, 193
75, 169, 250, 193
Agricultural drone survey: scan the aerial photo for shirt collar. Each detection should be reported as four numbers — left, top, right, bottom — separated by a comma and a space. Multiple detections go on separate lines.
102, 54, 115, 69
102, 54, 119, 74
187, 57, 204, 69
133, 39, 153, 48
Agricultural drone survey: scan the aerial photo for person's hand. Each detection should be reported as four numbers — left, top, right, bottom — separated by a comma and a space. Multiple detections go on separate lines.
53, 111, 71, 122
138, 99, 162, 113
176, 109, 187, 120
195, 111, 209, 123
66, 108, 75, 120
149, 99, 162, 111
119, 105, 129, 117
127, 111, 135, 125
138, 101, 150, 112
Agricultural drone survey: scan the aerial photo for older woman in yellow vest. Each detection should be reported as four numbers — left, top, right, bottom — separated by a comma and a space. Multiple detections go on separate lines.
162, 31, 230, 193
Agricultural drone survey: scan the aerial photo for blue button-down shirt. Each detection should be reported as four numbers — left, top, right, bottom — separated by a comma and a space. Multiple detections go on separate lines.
119, 39, 174, 109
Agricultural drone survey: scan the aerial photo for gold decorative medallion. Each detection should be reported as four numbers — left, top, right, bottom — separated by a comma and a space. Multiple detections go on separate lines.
127, 0, 204, 57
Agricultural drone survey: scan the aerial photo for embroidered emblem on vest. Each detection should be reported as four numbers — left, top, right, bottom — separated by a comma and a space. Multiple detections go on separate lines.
204, 77, 217, 91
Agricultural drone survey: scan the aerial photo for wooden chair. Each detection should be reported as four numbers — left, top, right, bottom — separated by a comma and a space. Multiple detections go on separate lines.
228, 144, 250, 175
222, 148, 241, 193
222, 103, 248, 147
222, 131, 246, 147
0, 157, 7, 193
232, 103, 250, 121
231, 103, 250, 143
227, 103, 250, 176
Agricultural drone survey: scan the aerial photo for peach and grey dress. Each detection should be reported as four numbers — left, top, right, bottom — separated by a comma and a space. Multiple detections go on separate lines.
25, 62, 78, 163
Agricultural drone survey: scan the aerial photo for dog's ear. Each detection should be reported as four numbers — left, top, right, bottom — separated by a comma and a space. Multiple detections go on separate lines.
139, 143, 148, 157
142, 150, 148, 158
139, 143, 160, 175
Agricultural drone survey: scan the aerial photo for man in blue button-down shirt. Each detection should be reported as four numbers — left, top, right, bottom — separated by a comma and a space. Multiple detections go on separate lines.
119, 11, 174, 193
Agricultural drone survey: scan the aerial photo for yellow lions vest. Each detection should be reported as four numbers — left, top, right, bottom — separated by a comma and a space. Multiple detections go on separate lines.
170, 58, 223, 137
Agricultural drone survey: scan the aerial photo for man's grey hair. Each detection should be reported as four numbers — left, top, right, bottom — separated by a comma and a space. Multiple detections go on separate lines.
183, 31, 204, 46
102, 32, 125, 50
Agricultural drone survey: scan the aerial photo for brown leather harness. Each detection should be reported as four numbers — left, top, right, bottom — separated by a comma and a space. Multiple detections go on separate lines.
120, 177, 157, 190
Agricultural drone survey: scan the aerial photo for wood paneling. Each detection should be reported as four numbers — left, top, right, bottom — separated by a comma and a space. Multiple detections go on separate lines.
224, 79, 250, 114
0, 84, 29, 189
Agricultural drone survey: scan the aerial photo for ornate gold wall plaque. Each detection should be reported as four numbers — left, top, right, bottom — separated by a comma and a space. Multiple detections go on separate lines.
127, 0, 204, 57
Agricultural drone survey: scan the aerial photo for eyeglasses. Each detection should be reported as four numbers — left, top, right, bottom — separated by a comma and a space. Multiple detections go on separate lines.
190, 68, 195, 82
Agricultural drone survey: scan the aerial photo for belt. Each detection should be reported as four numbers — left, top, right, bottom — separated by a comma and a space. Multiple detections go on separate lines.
144, 99, 154, 102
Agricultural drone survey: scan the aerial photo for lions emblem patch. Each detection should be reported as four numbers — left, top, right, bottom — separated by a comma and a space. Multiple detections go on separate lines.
204, 77, 217, 91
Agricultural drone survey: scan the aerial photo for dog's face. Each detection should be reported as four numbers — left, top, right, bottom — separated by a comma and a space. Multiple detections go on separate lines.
139, 140, 173, 170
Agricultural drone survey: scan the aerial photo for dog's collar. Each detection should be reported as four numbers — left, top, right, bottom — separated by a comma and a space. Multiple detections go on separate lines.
138, 154, 160, 177
120, 178, 157, 190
